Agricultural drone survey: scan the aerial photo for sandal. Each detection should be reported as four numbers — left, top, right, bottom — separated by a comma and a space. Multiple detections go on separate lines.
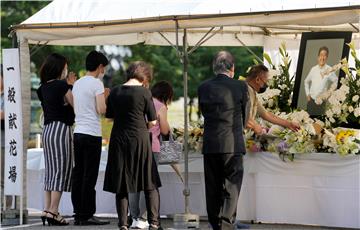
41, 210, 48, 226
46, 211, 69, 226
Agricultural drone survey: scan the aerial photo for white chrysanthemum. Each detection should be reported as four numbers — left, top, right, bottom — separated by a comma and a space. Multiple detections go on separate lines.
287, 99, 292, 106
257, 95, 265, 105
325, 120, 331, 127
323, 129, 337, 149
352, 95, 359, 102
268, 69, 280, 79
267, 125, 284, 135
328, 95, 341, 106
349, 106, 354, 113
340, 77, 348, 85
315, 97, 323, 105
341, 104, 348, 111
339, 85, 350, 94
268, 98, 274, 107
303, 123, 316, 135
354, 107, 360, 117
289, 110, 312, 123
332, 106, 342, 115
326, 110, 333, 118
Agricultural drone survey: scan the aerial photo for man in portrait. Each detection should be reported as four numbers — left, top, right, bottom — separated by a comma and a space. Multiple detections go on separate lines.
304, 46, 337, 116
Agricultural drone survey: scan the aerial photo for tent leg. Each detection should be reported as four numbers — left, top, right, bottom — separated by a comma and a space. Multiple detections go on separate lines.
183, 28, 189, 214
173, 28, 200, 229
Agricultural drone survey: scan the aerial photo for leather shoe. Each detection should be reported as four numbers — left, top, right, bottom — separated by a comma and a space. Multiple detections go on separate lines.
78, 216, 110, 225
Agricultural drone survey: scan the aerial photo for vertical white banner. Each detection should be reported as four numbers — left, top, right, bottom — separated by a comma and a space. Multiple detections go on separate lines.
3, 48, 23, 196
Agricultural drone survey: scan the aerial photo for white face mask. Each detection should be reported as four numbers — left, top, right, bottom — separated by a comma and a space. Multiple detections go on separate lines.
98, 71, 105, 80
61, 68, 68, 80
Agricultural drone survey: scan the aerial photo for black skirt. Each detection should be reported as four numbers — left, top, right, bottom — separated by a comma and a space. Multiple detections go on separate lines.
103, 131, 161, 194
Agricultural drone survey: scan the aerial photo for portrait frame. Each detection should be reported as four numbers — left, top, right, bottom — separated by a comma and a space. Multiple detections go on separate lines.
292, 31, 352, 116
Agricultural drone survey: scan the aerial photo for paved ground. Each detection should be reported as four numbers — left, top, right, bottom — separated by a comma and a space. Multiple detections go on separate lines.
1, 216, 354, 230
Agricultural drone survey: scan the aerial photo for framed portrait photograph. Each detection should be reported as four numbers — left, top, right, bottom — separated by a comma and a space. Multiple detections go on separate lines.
292, 32, 352, 117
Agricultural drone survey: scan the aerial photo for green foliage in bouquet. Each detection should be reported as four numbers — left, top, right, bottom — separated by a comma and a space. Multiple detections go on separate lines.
262, 42, 295, 113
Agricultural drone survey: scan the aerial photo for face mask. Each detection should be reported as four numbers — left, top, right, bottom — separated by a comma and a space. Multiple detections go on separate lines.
258, 83, 268, 94
61, 68, 68, 80
230, 71, 235, 78
98, 71, 105, 80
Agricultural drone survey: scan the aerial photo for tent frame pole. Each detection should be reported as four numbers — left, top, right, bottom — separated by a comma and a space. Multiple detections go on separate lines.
182, 28, 190, 214
172, 25, 231, 229
188, 26, 223, 55
29, 41, 49, 57
235, 33, 264, 63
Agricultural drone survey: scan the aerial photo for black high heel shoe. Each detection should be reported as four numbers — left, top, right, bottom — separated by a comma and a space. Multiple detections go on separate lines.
40, 210, 48, 226
46, 211, 69, 226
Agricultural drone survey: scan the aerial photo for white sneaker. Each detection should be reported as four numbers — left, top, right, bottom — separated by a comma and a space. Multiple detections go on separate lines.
130, 219, 138, 229
130, 218, 149, 229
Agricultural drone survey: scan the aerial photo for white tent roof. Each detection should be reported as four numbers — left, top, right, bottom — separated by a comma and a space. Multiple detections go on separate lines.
14, 0, 360, 46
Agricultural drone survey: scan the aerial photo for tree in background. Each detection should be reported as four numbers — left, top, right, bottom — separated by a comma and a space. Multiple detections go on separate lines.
2, 1, 262, 125
1, 1, 94, 75
125, 44, 262, 120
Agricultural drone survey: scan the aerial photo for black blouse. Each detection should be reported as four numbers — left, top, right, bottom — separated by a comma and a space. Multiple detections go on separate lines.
106, 85, 156, 134
37, 80, 75, 126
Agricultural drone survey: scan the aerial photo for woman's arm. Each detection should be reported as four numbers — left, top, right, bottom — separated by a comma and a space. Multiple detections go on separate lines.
148, 120, 157, 129
158, 106, 170, 135
64, 89, 74, 107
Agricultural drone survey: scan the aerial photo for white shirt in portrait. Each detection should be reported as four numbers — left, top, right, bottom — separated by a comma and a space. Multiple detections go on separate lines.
304, 64, 337, 100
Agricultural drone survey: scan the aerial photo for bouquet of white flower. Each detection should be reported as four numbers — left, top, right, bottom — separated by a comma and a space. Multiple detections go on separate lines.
322, 128, 360, 155
172, 121, 203, 153
317, 42, 360, 128
261, 42, 295, 113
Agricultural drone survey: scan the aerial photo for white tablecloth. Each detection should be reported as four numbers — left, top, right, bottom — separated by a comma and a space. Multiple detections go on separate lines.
27, 149, 360, 228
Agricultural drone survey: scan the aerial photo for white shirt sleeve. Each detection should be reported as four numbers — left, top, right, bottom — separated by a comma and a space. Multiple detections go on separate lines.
94, 79, 105, 96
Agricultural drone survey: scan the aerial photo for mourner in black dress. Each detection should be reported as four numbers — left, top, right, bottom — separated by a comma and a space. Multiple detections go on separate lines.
103, 61, 162, 230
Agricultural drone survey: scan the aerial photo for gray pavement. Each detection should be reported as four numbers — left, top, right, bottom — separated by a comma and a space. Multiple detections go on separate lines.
1, 216, 353, 230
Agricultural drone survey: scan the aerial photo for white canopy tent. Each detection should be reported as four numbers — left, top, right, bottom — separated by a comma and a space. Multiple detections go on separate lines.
14, 0, 360, 46
10, 0, 360, 224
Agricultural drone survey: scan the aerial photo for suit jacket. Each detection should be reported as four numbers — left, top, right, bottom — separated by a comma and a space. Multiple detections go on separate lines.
198, 74, 248, 155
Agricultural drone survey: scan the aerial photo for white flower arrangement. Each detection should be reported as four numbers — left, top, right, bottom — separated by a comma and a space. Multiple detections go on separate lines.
172, 122, 203, 153
261, 42, 295, 113
257, 88, 281, 110
316, 42, 360, 127
322, 128, 360, 155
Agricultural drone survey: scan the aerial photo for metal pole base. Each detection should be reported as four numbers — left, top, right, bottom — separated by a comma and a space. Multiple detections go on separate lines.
173, 213, 200, 229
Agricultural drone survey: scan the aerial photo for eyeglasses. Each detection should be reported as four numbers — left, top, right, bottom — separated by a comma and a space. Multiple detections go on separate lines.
258, 77, 268, 85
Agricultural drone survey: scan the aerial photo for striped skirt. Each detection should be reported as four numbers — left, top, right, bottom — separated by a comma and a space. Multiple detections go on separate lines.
42, 121, 73, 192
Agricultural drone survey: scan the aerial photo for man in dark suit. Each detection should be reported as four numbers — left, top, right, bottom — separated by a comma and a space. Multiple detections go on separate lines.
198, 51, 248, 230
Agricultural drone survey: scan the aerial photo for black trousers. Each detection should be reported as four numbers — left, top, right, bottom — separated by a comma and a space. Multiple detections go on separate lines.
203, 153, 243, 230
71, 133, 102, 220
307, 98, 325, 116
116, 189, 160, 227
